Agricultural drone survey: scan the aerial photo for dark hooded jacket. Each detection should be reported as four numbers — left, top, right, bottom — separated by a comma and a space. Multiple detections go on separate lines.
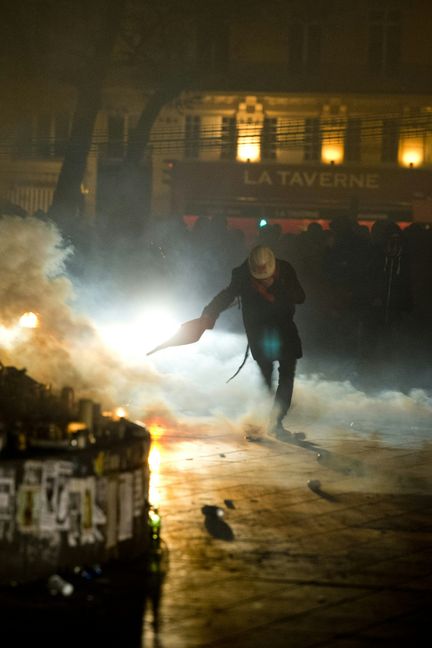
202, 258, 305, 362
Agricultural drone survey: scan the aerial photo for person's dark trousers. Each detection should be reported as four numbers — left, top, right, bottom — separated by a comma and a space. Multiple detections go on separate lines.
276, 356, 297, 420
256, 355, 297, 423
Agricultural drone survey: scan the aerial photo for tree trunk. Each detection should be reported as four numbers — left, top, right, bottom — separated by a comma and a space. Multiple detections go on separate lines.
116, 82, 185, 236
49, 0, 126, 238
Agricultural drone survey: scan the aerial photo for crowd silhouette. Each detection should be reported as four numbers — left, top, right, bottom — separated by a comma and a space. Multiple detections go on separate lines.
150, 214, 432, 393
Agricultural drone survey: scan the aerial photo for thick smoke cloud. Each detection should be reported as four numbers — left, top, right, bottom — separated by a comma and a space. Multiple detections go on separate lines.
0, 215, 161, 406
1, 215, 431, 452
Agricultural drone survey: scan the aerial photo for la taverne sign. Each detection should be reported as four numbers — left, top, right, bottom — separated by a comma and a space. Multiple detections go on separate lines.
172, 161, 432, 211
243, 168, 380, 190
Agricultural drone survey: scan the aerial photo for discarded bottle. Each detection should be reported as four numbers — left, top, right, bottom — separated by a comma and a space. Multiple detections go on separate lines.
48, 574, 74, 597
148, 507, 161, 546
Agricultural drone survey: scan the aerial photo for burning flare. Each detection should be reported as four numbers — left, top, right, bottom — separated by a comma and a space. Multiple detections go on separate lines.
147, 418, 168, 509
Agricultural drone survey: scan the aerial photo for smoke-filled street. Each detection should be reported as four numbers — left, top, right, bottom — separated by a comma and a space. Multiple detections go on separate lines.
1, 210, 432, 646
3, 2, 432, 646
143, 416, 432, 647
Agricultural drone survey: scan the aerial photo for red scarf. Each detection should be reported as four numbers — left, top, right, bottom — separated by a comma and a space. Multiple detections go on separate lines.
250, 263, 279, 302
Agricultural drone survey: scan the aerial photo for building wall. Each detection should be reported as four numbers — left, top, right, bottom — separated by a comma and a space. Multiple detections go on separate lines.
149, 91, 432, 221
2, 0, 432, 226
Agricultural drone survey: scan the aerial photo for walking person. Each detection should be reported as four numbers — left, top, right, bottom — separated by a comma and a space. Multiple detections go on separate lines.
201, 245, 305, 438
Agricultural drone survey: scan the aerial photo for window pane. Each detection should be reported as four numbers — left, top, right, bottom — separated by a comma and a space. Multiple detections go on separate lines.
381, 118, 399, 162
288, 22, 304, 71
185, 116, 201, 159
196, 17, 229, 73
220, 117, 237, 160
304, 118, 321, 161
307, 24, 321, 71
368, 23, 384, 72
385, 22, 401, 74
345, 118, 361, 162
261, 118, 277, 160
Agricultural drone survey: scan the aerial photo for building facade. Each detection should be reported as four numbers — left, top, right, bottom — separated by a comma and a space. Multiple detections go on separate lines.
1, 0, 432, 236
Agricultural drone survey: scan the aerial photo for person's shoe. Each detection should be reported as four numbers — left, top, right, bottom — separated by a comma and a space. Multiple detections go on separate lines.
271, 422, 293, 440
272, 423, 306, 442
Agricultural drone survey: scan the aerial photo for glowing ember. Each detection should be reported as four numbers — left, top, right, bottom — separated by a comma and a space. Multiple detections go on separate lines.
114, 406, 127, 419
148, 422, 165, 440
148, 443, 161, 472
19, 312, 39, 328
67, 422, 87, 433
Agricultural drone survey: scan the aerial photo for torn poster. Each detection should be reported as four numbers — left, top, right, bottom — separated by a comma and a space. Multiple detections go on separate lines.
133, 468, 144, 517
16, 484, 41, 534
81, 477, 96, 544
67, 479, 82, 547
118, 472, 133, 541
0, 470, 15, 542
106, 478, 118, 549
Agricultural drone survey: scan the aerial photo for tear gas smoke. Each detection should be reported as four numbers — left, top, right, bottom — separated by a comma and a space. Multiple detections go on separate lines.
1, 215, 431, 451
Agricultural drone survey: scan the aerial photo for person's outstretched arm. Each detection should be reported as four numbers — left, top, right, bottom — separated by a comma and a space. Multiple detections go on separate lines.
201, 268, 242, 326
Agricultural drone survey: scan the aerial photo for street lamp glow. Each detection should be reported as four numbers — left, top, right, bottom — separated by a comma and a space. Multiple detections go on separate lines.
237, 139, 260, 162
237, 124, 261, 162
400, 140, 423, 167
322, 143, 343, 164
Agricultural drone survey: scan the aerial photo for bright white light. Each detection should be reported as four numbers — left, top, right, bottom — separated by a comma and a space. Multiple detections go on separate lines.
19, 312, 39, 328
0, 312, 39, 349
96, 306, 180, 363
0, 325, 19, 348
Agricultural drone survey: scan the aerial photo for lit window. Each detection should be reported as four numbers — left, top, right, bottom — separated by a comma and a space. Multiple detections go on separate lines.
237, 122, 260, 162
321, 118, 344, 164
322, 143, 343, 165
399, 138, 423, 167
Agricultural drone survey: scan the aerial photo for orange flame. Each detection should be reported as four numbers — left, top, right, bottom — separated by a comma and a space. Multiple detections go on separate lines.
114, 406, 127, 420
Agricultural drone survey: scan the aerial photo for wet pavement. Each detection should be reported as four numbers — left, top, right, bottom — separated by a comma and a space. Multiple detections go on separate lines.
143, 420, 432, 647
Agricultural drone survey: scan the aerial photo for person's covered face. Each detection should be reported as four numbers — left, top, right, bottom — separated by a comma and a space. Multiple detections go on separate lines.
248, 245, 276, 287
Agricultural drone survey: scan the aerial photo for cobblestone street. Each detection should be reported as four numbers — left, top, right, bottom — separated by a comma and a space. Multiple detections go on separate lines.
143, 421, 432, 647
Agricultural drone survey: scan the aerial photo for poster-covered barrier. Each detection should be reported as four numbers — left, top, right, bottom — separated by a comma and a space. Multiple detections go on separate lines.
0, 435, 151, 585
